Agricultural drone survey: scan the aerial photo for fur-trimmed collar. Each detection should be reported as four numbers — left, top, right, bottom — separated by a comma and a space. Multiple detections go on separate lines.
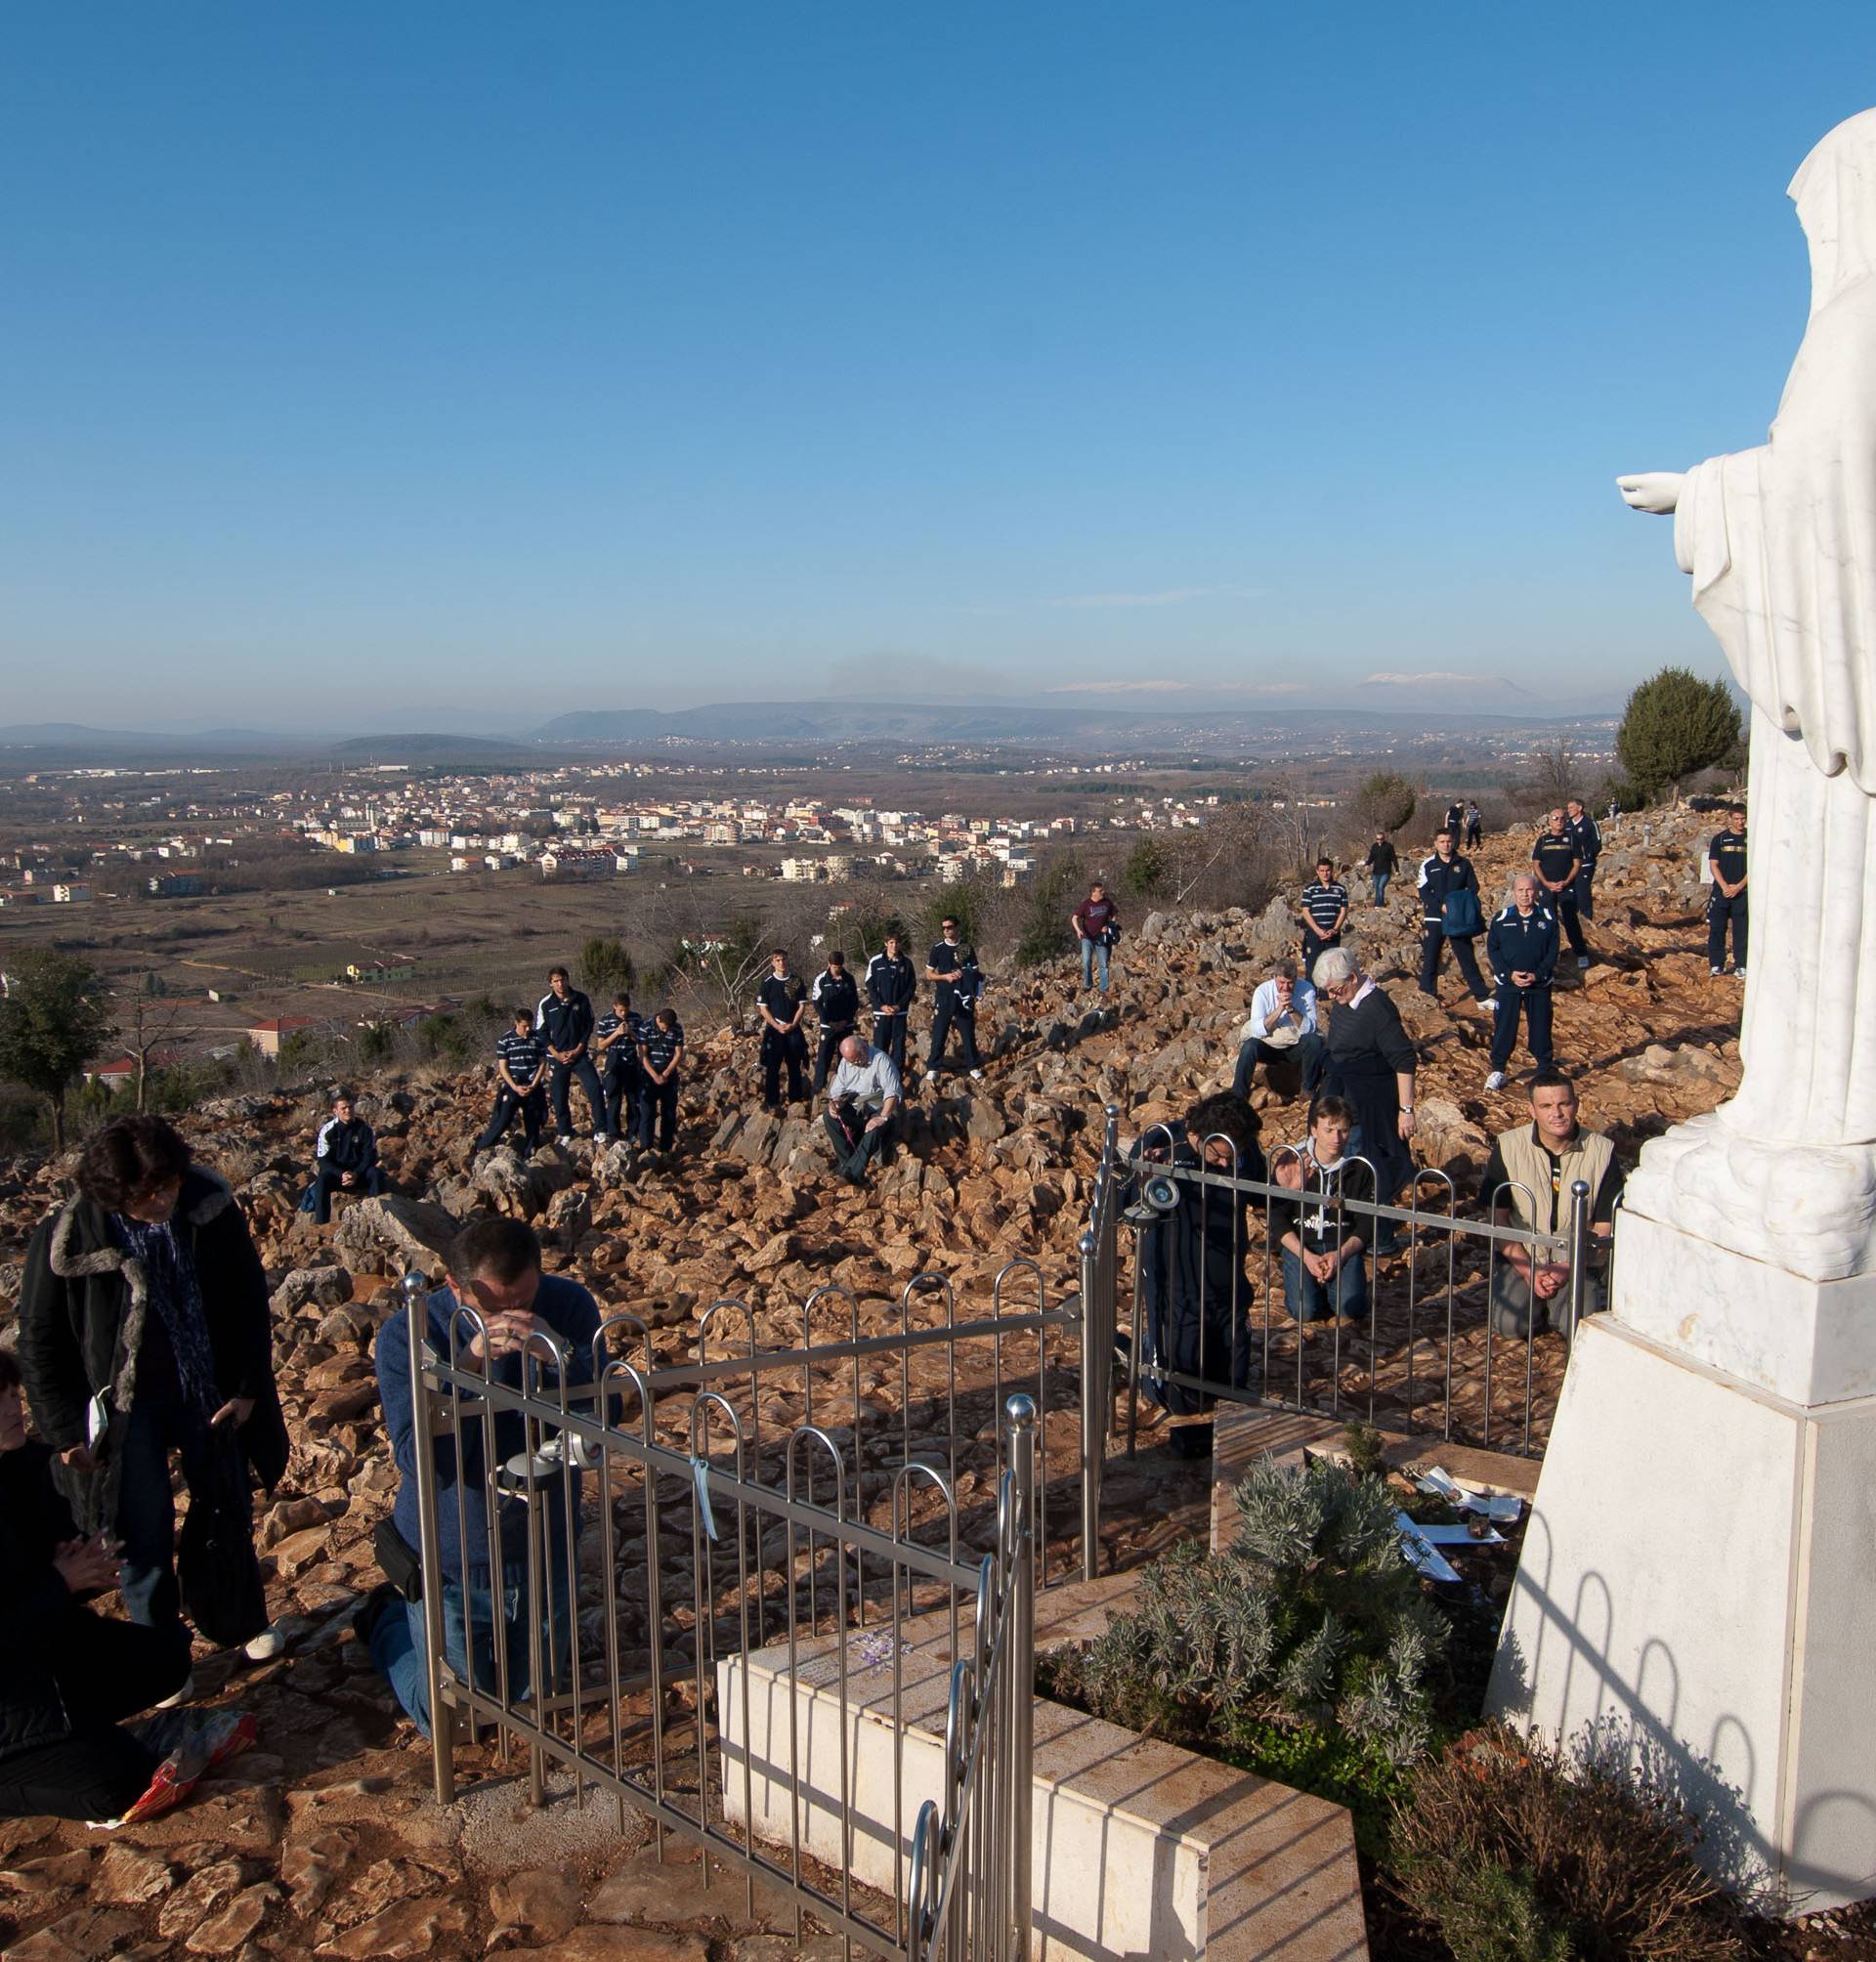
47, 1168, 236, 1279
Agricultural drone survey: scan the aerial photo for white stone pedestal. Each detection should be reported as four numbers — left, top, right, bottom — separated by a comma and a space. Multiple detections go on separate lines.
1489, 1209, 1876, 1911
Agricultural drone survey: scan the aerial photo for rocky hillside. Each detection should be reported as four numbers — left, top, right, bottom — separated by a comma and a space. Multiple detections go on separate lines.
0, 806, 1744, 1960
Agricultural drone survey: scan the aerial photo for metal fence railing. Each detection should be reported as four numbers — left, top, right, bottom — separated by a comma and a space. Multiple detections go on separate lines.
403, 1270, 1044, 1960
1080, 1115, 1598, 1457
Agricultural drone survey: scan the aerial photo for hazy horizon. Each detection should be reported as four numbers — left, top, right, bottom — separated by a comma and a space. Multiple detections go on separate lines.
4, 4, 1867, 723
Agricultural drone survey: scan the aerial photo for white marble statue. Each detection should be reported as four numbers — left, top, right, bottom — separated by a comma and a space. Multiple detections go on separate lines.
1618, 107, 1876, 1281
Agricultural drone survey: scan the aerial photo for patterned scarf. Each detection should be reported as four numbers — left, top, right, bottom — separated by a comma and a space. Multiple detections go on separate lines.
116, 1215, 222, 1420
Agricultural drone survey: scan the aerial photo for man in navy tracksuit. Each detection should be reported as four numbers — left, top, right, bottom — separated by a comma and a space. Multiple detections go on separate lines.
1298, 859, 1349, 972
1415, 831, 1493, 1006
1532, 809, 1590, 967
926, 917, 984, 1078
475, 1007, 548, 1155
756, 951, 809, 1110
535, 966, 607, 1143
1565, 797, 1601, 922
808, 951, 861, 1092
866, 933, 917, 1074
594, 993, 645, 1141
1707, 804, 1749, 976
1484, 874, 1559, 1089
312, 1088, 384, 1221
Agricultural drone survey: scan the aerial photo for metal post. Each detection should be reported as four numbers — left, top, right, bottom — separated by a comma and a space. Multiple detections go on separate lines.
1004, 1394, 1036, 1959
1565, 1178, 1592, 1338
1078, 1227, 1104, 1582
403, 1270, 454, 1804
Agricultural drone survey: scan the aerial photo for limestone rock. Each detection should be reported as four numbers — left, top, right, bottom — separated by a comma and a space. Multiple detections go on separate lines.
330, 1195, 461, 1277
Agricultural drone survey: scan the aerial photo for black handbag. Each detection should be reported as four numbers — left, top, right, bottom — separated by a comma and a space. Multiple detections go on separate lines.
177, 1487, 269, 1647
373, 1516, 424, 1602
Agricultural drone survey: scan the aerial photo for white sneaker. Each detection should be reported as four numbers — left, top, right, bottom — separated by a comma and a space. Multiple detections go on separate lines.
1576, 955, 1591, 969
556, 1134, 575, 1147
1710, 964, 1723, 976
1484, 1070, 1508, 1091
1733, 966, 1746, 978
1479, 997, 1498, 1013
969, 1068, 984, 1081
243, 1626, 285, 1662
154, 1673, 195, 1710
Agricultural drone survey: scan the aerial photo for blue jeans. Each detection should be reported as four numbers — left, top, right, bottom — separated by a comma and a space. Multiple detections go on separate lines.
1282, 1248, 1369, 1324
370, 1557, 572, 1739
1372, 873, 1389, 907
1081, 939, 1110, 992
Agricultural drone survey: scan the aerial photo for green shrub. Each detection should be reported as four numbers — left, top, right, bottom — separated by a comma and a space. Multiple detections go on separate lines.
1616, 667, 1742, 799
1392, 1726, 1745, 1962
1076, 1456, 1446, 1768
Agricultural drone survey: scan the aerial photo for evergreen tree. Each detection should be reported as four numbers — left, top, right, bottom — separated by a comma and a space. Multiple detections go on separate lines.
0, 949, 112, 1150
1615, 666, 1742, 799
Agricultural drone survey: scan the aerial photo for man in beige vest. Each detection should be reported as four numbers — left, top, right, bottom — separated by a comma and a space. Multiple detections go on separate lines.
1478, 1070, 1624, 1340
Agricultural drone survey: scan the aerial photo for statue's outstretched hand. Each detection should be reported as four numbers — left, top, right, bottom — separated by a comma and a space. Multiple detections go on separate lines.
1617, 472, 1684, 515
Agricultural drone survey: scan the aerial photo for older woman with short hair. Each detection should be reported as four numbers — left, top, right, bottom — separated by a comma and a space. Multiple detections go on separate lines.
17, 1116, 286, 1667
1311, 948, 1418, 1249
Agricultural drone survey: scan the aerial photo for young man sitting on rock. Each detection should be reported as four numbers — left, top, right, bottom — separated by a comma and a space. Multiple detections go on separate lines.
823, 1033, 903, 1184
312, 1088, 384, 1222
362, 1217, 601, 1737
1479, 1070, 1625, 1342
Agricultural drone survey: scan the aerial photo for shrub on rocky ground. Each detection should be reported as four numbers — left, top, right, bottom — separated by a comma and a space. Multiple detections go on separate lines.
1392, 1725, 1746, 1962
1072, 1456, 1448, 1768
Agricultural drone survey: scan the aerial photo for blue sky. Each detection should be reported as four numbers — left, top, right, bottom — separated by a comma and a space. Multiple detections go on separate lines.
3, 4, 1872, 728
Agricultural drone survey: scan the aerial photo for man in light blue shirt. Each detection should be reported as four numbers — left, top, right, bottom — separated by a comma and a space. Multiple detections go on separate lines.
1232, 960, 1327, 1100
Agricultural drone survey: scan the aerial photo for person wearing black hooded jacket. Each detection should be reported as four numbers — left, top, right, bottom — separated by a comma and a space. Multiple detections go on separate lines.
17, 1117, 286, 1656
0, 1349, 192, 1821
1130, 1093, 1267, 1429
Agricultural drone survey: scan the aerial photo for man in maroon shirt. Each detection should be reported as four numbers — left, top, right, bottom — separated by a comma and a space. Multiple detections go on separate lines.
1071, 882, 1120, 995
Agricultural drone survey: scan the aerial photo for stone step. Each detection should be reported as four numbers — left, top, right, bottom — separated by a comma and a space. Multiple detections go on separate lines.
717, 1577, 1367, 1960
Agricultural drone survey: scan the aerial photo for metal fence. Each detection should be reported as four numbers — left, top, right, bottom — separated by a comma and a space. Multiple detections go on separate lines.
403, 1265, 1050, 1961
1081, 1109, 1599, 1456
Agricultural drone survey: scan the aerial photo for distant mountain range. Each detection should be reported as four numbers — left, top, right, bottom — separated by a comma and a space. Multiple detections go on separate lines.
0, 685, 1623, 768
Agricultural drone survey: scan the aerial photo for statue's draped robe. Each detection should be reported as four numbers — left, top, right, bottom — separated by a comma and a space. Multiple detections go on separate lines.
1669, 123, 1876, 1147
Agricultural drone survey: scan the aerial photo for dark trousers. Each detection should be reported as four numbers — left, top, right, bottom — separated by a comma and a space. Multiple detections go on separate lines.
1465, 821, 1482, 849
928, 994, 981, 1071
602, 1057, 640, 1137
1418, 924, 1489, 1002
476, 1087, 544, 1155
1708, 890, 1748, 968
116, 1391, 259, 1636
823, 1109, 891, 1181
813, 1024, 855, 1092
1489, 986, 1555, 1072
1300, 929, 1340, 979
760, 1028, 808, 1108
1573, 865, 1597, 921
873, 1010, 908, 1072
548, 1052, 606, 1136
1233, 1031, 1327, 1101
0, 1615, 191, 1822
313, 1164, 381, 1222
636, 1077, 678, 1151
1550, 887, 1588, 956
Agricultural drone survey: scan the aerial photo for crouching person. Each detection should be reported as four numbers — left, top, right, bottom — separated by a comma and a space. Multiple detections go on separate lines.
363, 1217, 600, 1737
1479, 1070, 1624, 1341
822, 1034, 901, 1184
1130, 1092, 1265, 1451
1269, 1096, 1375, 1324
0, 1349, 195, 1823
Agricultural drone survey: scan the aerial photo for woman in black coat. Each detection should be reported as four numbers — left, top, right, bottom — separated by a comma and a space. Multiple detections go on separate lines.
1312, 948, 1418, 1248
17, 1116, 287, 1660
1132, 1092, 1268, 1419
0, 1348, 192, 1821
